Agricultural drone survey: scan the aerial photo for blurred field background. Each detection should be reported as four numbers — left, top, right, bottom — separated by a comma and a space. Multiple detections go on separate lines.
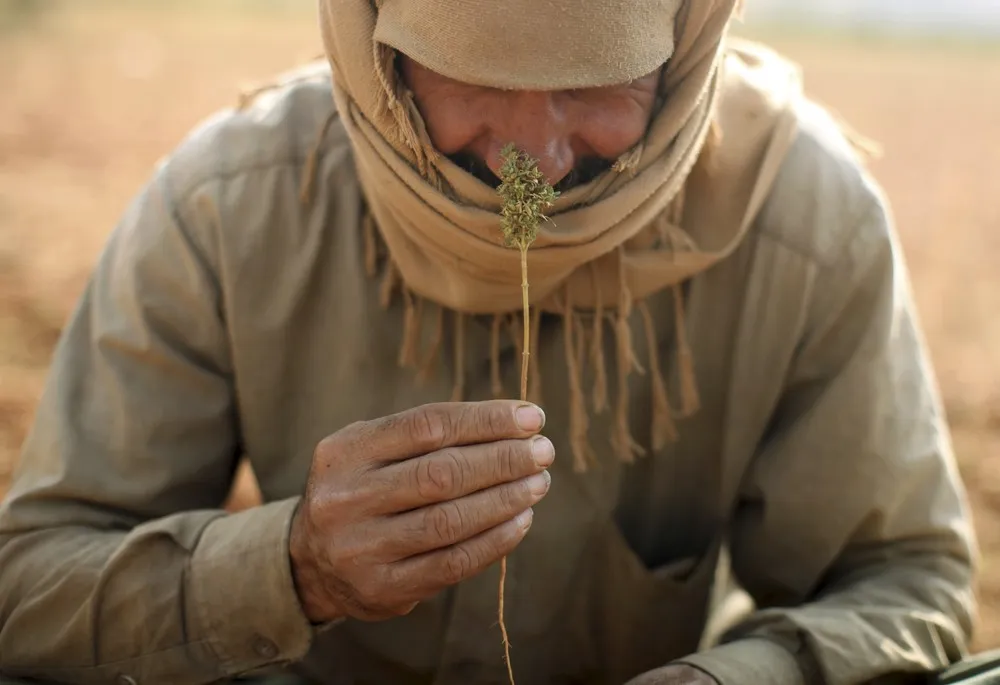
1, 0, 998, 652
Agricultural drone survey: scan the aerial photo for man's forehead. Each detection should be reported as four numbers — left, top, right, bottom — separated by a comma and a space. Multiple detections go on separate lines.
398, 53, 665, 95
373, 0, 683, 92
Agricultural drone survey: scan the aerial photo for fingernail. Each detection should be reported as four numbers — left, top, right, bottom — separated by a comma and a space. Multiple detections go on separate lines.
516, 508, 534, 528
531, 436, 555, 466
515, 405, 545, 432
528, 471, 551, 496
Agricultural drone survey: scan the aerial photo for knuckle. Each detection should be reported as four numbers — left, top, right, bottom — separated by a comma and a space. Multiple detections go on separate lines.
446, 449, 469, 492
475, 402, 508, 439
337, 419, 372, 446
457, 450, 478, 491
426, 502, 464, 544
314, 433, 345, 462
343, 419, 369, 434
443, 545, 476, 584
314, 435, 335, 457
404, 406, 450, 451
415, 452, 462, 500
321, 420, 374, 467
493, 440, 524, 481
456, 403, 495, 442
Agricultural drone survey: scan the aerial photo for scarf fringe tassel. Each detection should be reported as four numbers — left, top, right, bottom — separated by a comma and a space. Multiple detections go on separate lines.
291, 62, 703, 473
358, 210, 700, 473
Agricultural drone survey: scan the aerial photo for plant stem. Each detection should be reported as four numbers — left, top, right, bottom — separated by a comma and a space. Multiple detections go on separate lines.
520, 246, 530, 401
499, 557, 513, 685
498, 244, 530, 685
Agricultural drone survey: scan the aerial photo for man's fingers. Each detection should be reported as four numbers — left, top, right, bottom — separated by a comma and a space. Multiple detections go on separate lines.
372, 436, 554, 513
378, 470, 551, 558
328, 401, 546, 465
388, 509, 534, 599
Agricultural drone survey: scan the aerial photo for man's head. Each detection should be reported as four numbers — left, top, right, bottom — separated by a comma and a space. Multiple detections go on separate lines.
363, 0, 683, 192
316, 0, 765, 320
398, 56, 664, 192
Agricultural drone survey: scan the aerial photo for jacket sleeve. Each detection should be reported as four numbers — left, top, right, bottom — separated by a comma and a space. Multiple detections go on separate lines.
0, 161, 316, 683
679, 198, 979, 685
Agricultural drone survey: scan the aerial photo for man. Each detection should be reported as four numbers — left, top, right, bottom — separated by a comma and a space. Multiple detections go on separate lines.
0, 0, 988, 684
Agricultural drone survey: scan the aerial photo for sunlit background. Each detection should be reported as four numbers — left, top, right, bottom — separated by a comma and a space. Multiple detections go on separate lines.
1, 0, 998, 652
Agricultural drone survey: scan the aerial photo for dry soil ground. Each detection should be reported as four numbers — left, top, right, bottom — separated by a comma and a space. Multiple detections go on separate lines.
0, 2, 997, 652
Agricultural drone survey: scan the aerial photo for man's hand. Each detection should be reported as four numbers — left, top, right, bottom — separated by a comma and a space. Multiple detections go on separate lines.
289, 401, 553, 623
626, 664, 721, 685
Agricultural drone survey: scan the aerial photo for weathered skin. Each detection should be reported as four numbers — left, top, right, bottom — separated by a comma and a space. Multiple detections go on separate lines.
289, 401, 552, 623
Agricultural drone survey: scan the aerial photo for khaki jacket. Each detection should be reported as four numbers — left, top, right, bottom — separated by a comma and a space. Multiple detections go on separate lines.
0, 65, 978, 685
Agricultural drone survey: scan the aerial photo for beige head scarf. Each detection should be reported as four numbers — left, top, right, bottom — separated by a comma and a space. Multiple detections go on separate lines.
313, 0, 803, 470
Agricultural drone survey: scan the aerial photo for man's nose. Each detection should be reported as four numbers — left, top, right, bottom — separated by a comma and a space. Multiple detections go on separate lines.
485, 91, 575, 187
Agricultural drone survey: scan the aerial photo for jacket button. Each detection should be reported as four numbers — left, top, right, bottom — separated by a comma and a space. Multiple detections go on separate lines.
117, 676, 138, 685
252, 633, 279, 659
